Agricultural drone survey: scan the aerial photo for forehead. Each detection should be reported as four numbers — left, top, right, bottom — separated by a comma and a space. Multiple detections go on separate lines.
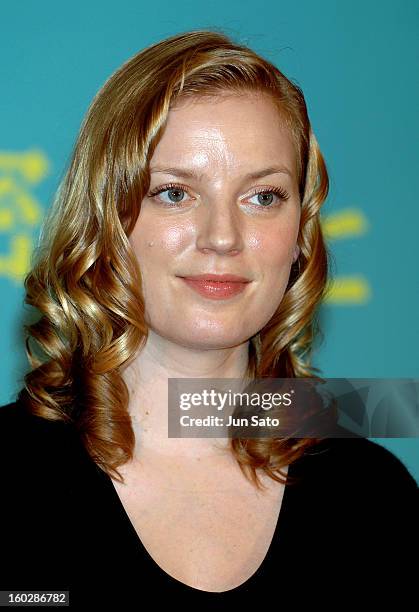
150, 92, 298, 178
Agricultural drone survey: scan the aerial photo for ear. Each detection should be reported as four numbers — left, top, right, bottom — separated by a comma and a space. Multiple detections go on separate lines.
292, 245, 300, 263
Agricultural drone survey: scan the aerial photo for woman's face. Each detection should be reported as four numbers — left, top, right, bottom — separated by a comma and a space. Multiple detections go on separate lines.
129, 92, 301, 350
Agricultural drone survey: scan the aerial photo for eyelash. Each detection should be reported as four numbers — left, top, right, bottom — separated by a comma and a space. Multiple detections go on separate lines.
147, 182, 290, 209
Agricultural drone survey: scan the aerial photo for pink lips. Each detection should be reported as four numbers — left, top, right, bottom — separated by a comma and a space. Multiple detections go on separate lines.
178, 274, 251, 300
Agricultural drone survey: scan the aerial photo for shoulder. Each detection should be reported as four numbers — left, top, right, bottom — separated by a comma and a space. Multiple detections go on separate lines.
0, 395, 89, 485
0, 398, 84, 588
0, 397, 75, 449
299, 430, 418, 492
290, 426, 419, 524
293, 429, 418, 533
293, 428, 418, 540
286, 431, 418, 602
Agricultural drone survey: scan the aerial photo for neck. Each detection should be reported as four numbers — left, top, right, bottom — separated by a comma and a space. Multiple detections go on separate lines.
121, 329, 250, 461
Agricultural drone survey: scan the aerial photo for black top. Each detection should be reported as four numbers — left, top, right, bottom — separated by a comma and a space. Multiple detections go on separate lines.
0, 398, 418, 609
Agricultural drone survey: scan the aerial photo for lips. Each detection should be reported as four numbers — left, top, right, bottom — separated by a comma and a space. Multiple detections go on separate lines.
180, 274, 251, 283
178, 274, 251, 300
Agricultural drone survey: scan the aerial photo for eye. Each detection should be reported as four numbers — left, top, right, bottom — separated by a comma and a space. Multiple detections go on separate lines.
147, 183, 290, 209
147, 183, 192, 206
246, 186, 290, 209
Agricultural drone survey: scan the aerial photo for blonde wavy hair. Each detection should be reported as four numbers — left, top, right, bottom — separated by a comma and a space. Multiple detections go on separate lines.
18, 29, 331, 489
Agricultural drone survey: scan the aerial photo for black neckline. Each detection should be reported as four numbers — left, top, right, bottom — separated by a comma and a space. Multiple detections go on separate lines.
99, 458, 299, 594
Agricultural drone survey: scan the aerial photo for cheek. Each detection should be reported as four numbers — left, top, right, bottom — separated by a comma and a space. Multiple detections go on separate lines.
156, 224, 189, 255
249, 229, 296, 318
249, 228, 295, 271
129, 219, 188, 272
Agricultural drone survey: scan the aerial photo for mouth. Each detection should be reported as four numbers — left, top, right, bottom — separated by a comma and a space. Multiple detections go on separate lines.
180, 273, 251, 283
177, 275, 252, 300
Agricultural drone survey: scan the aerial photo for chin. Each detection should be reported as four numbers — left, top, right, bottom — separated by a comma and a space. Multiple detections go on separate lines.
175, 330, 250, 350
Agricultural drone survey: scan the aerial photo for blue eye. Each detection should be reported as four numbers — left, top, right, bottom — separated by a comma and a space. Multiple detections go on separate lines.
247, 187, 290, 208
147, 183, 290, 209
148, 183, 191, 206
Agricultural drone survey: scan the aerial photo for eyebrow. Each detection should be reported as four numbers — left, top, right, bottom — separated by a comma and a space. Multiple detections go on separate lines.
149, 165, 292, 180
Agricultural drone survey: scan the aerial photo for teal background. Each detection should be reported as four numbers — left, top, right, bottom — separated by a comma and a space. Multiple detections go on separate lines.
0, 1, 418, 481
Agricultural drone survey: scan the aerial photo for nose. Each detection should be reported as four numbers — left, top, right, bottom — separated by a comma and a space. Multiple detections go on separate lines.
195, 196, 244, 255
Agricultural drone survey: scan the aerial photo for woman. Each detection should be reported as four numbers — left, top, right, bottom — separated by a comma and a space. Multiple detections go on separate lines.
0, 29, 417, 608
